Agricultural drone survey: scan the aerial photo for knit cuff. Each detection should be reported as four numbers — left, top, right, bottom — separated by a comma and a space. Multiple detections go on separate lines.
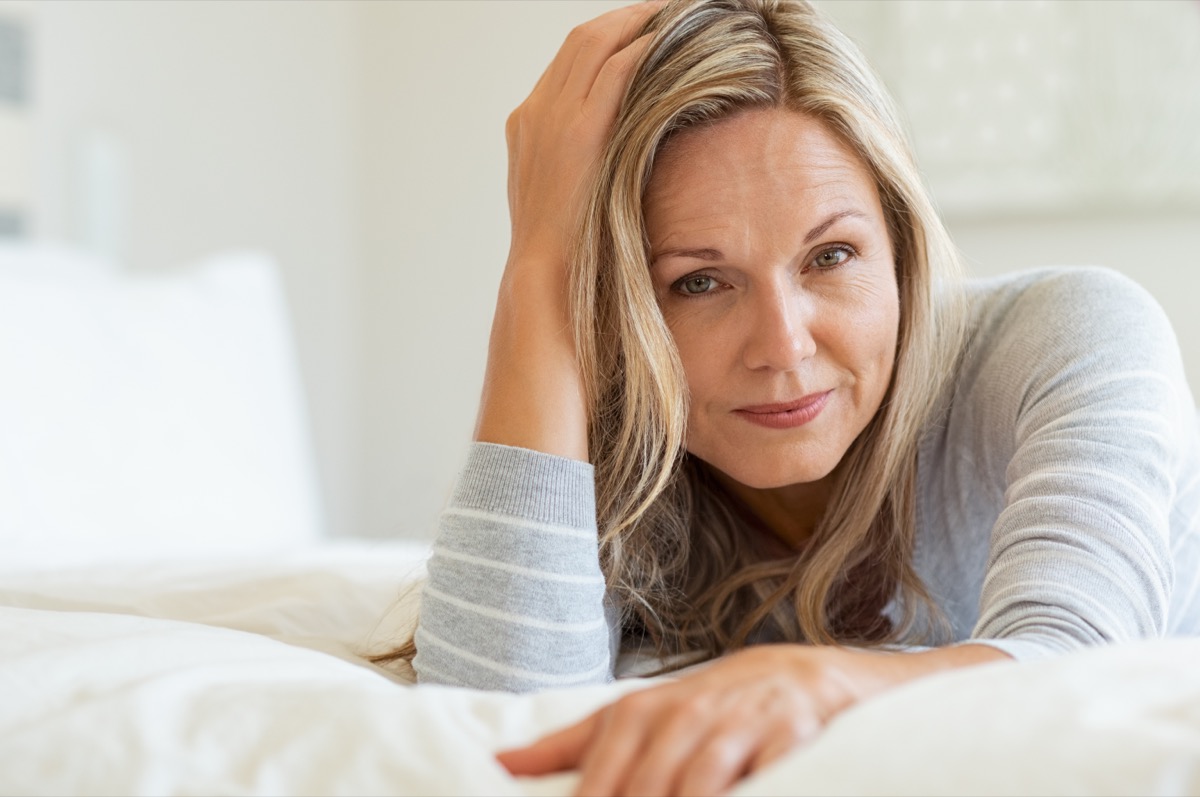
450, 442, 597, 529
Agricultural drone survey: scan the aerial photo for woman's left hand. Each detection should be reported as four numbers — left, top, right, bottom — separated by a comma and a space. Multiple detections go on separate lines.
496, 644, 880, 797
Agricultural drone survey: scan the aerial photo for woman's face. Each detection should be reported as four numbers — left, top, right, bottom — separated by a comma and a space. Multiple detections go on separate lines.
644, 108, 899, 494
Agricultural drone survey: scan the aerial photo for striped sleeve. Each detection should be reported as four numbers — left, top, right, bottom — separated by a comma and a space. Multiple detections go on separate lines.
413, 442, 614, 691
969, 268, 1193, 661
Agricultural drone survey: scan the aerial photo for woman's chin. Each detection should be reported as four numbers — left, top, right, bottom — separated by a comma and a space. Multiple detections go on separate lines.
699, 452, 841, 491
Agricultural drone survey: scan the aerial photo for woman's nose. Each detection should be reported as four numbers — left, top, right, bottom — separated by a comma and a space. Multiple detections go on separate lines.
740, 285, 817, 372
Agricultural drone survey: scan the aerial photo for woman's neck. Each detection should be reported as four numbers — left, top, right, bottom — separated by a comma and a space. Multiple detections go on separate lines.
710, 466, 836, 551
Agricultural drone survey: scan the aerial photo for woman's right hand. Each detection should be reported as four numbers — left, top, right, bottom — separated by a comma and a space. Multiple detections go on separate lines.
475, 1, 663, 462
503, 0, 663, 269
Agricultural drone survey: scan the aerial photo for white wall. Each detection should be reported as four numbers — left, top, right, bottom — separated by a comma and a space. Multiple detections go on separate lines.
15, 1, 1200, 542
355, 1, 628, 539
23, 0, 364, 537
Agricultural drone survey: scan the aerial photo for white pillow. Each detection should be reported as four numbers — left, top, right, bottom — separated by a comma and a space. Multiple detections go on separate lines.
0, 241, 118, 280
0, 246, 323, 561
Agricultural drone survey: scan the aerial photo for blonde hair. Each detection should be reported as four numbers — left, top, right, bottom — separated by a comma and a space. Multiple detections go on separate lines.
573, 0, 966, 661
371, 0, 966, 670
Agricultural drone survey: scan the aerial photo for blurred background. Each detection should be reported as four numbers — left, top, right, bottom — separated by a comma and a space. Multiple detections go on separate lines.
0, 0, 1197, 546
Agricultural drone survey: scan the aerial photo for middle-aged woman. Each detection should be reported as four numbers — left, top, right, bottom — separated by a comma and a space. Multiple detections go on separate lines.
378, 0, 1200, 794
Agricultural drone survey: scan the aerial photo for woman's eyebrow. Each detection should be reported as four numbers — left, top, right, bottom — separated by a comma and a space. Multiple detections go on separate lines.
650, 246, 724, 267
802, 209, 868, 245
650, 209, 870, 266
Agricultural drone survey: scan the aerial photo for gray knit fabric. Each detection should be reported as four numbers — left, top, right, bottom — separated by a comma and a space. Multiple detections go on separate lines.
413, 267, 1200, 691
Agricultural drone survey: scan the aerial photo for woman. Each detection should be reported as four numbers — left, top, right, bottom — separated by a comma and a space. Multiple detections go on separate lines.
376, 0, 1200, 794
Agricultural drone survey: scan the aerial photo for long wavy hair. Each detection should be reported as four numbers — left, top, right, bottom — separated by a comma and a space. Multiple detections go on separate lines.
372, 0, 966, 671
574, 0, 966, 660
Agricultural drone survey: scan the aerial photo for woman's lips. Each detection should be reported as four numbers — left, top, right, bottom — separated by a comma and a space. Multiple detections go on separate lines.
733, 390, 832, 429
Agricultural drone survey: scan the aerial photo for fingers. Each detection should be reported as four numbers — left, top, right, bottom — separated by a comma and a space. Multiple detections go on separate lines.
497, 713, 598, 777
532, 0, 663, 104
619, 696, 716, 797
503, 646, 835, 796
674, 712, 765, 797
580, 32, 655, 127
574, 698, 653, 797
745, 712, 822, 777
673, 708, 817, 797
747, 730, 809, 774
509, 699, 812, 797
586, 689, 816, 797
560, 0, 666, 103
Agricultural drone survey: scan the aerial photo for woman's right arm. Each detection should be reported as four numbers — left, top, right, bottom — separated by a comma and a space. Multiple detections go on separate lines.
412, 1, 663, 692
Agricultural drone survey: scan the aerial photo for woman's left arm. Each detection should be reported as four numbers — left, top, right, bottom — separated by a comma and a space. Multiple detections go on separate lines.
968, 268, 1196, 661
499, 642, 1010, 797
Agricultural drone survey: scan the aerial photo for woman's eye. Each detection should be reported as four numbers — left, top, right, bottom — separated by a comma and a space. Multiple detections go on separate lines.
676, 275, 717, 295
813, 247, 852, 270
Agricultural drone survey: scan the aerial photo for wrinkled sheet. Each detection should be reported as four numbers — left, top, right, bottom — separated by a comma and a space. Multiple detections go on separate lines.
2, 542, 1200, 796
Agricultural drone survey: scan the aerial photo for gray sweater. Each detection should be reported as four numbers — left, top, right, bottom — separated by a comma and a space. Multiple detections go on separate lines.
413, 267, 1200, 691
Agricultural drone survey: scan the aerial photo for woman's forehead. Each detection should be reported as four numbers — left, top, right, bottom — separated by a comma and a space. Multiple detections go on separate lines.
654, 107, 862, 166
644, 108, 883, 241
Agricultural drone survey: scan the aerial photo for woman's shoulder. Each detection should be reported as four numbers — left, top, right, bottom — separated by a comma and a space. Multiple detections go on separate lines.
963, 265, 1167, 345
956, 266, 1179, 386
941, 266, 1194, 441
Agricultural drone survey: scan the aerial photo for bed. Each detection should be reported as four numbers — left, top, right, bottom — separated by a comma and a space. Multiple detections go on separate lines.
3, 245, 1199, 796
3, 544, 1200, 796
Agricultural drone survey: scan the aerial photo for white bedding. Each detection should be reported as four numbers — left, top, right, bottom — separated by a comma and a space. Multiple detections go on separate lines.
3, 542, 1200, 796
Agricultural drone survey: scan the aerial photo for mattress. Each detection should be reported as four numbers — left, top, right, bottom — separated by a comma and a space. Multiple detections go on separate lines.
3, 541, 1199, 796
